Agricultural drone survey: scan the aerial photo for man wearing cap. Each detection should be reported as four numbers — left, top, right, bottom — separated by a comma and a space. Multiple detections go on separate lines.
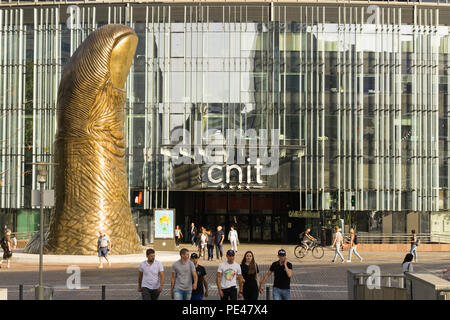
259, 249, 293, 300
216, 249, 244, 300
190, 253, 209, 300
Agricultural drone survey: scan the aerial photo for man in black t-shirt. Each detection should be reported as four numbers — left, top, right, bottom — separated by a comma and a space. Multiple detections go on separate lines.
190, 253, 208, 300
259, 249, 293, 300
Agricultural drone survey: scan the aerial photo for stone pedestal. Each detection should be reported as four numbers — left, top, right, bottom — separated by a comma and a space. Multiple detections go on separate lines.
153, 239, 177, 252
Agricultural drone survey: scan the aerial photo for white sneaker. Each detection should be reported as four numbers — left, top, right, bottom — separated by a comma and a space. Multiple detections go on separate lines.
347, 260, 351, 263
98, 264, 103, 269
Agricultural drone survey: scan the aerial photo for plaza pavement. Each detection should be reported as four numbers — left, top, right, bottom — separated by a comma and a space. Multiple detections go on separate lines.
1, 243, 449, 300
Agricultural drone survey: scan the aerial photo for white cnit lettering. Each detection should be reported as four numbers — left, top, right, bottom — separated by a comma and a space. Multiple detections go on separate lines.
207, 158, 263, 184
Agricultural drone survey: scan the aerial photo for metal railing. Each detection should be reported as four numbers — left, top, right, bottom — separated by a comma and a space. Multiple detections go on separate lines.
344, 233, 450, 244
353, 273, 406, 289
348, 270, 407, 300
13, 283, 272, 300
7, 231, 38, 241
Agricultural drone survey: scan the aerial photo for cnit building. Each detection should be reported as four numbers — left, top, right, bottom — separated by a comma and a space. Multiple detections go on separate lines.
1, 0, 450, 244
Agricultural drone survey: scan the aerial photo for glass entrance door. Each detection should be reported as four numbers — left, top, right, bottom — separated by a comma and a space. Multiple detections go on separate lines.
204, 215, 226, 232
229, 215, 249, 242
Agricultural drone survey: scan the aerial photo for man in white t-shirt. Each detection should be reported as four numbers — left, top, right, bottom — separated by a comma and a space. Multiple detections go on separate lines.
216, 249, 243, 300
97, 231, 111, 268
228, 226, 239, 253
138, 248, 165, 300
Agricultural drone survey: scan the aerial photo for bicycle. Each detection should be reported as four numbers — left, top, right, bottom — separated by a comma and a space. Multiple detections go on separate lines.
294, 240, 325, 259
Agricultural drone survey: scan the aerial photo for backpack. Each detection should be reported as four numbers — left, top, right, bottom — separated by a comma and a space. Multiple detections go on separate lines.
0, 237, 8, 250
354, 234, 358, 245
299, 232, 305, 241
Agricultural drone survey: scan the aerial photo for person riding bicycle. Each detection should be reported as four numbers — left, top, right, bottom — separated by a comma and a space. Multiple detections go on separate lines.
299, 228, 316, 251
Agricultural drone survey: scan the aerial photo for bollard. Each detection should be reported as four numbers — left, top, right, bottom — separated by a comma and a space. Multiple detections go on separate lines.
265, 284, 271, 300
19, 284, 23, 300
34, 286, 53, 300
101, 285, 106, 300
141, 232, 145, 246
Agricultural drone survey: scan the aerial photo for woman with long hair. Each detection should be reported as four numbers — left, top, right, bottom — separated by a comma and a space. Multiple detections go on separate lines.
347, 227, 363, 262
402, 253, 414, 274
0, 229, 13, 269
240, 251, 260, 300
175, 225, 183, 247
206, 230, 215, 261
410, 230, 418, 262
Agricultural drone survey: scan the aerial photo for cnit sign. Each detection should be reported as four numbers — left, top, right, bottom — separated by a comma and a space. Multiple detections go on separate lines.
162, 121, 280, 188
207, 159, 264, 185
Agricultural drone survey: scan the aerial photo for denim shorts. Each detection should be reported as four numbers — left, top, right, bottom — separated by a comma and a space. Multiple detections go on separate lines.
98, 247, 109, 257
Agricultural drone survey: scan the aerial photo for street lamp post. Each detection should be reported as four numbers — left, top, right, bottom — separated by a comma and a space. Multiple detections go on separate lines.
36, 163, 48, 300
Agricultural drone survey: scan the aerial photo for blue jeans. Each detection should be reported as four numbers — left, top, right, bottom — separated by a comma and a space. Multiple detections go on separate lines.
273, 287, 290, 300
410, 244, 418, 262
207, 244, 214, 260
191, 234, 196, 245
173, 288, 192, 300
333, 245, 345, 262
215, 244, 223, 259
191, 293, 204, 300
348, 246, 362, 261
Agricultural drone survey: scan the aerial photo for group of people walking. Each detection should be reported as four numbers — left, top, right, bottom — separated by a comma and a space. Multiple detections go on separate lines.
138, 247, 293, 301
177, 223, 240, 262
327, 225, 419, 274
329, 226, 364, 263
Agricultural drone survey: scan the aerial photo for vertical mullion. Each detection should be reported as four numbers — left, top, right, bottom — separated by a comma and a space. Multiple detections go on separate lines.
299, 6, 302, 211
434, 9, 439, 211
337, 7, 341, 211
17, 9, 23, 208
375, 6, 380, 212
398, 8, 402, 211
321, 7, 325, 210
167, 6, 171, 208
359, 7, 364, 210
144, 5, 149, 210
412, 6, 417, 212
315, 7, 319, 210
343, 7, 347, 211
0, 9, 3, 208
309, 6, 313, 208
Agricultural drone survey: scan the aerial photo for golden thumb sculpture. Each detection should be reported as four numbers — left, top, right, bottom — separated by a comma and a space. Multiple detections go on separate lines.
25, 25, 142, 255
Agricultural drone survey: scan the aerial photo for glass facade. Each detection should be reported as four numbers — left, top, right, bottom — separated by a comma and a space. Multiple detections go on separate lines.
2, 2, 450, 241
